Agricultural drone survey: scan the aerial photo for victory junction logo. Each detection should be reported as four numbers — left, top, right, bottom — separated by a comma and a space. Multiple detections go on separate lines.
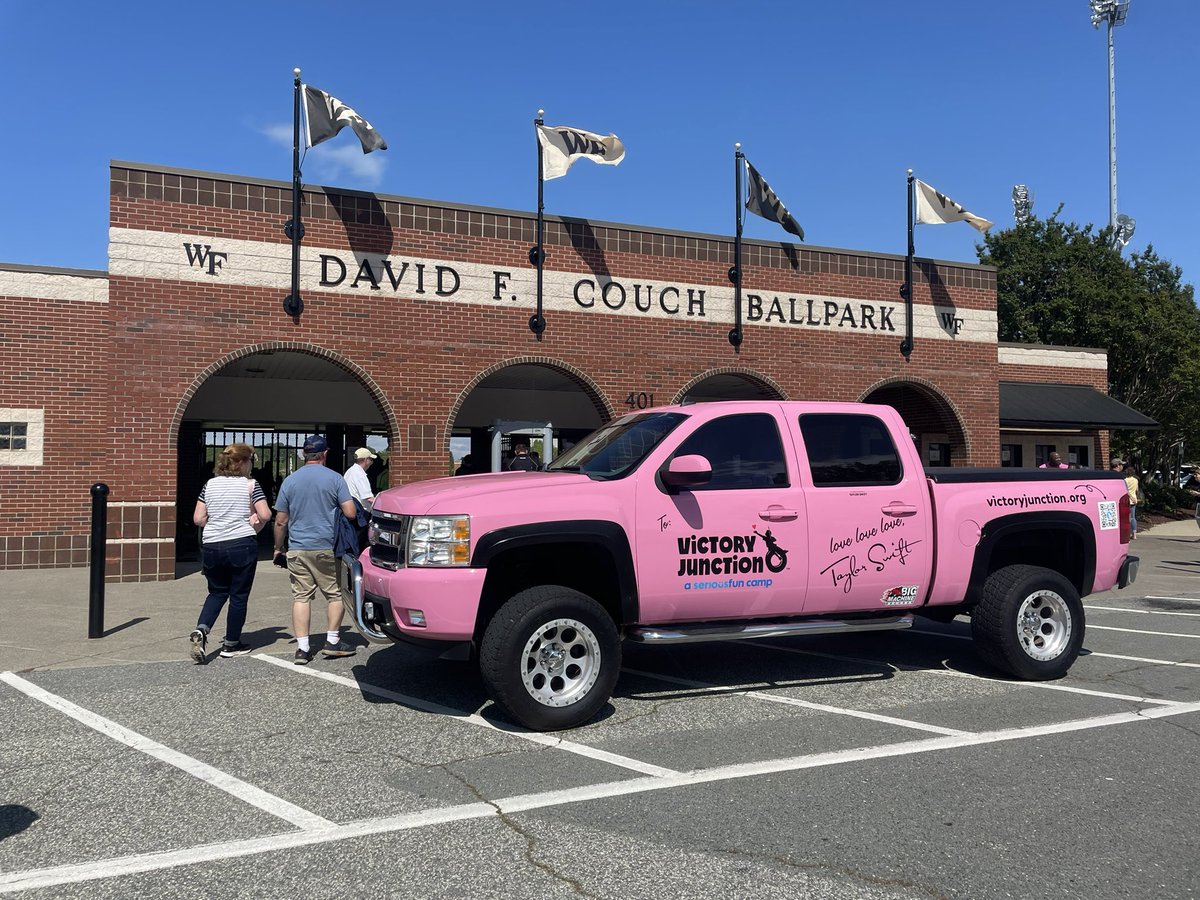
675, 528, 789, 577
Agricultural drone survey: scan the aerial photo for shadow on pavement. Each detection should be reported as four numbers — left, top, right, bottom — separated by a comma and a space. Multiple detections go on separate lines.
0, 805, 39, 842
102, 617, 149, 637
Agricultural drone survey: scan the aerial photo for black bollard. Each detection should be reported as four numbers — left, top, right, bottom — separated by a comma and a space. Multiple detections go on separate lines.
88, 483, 109, 639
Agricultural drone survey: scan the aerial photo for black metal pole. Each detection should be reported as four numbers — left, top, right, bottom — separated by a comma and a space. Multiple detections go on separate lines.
283, 67, 305, 318
900, 169, 914, 359
529, 110, 547, 339
728, 144, 744, 349
88, 482, 109, 639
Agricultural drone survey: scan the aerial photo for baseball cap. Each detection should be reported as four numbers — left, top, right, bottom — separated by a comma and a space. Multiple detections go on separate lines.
303, 434, 328, 454
354, 447, 378, 460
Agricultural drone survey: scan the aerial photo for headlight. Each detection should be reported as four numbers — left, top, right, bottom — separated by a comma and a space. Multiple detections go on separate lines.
407, 515, 470, 566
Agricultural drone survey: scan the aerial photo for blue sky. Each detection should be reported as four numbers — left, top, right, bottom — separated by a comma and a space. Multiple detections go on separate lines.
1, 1, 1195, 292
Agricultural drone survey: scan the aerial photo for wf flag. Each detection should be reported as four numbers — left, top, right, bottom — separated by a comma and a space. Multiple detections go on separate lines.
745, 160, 804, 241
536, 124, 625, 180
303, 85, 387, 153
915, 179, 992, 233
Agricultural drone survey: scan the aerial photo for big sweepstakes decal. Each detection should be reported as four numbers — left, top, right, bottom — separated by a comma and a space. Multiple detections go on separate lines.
676, 527, 789, 591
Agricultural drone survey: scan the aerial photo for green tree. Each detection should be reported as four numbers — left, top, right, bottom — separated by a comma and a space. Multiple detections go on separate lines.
979, 214, 1200, 497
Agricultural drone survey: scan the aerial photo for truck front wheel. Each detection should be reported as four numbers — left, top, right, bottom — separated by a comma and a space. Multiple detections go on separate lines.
972, 564, 1084, 680
479, 585, 620, 731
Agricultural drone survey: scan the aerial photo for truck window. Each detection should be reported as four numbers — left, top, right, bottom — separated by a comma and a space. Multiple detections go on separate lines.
671, 413, 789, 490
546, 412, 685, 480
799, 413, 902, 487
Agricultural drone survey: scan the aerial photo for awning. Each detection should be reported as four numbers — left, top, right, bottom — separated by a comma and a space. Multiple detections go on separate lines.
999, 382, 1159, 430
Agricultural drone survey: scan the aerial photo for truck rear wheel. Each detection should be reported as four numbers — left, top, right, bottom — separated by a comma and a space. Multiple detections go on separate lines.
479, 585, 620, 731
971, 564, 1084, 680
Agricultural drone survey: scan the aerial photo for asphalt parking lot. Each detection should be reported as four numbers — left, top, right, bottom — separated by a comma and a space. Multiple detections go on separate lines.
2, 529, 1199, 899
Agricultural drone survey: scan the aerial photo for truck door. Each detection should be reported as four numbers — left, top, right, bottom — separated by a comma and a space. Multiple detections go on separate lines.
634, 411, 809, 622
791, 411, 933, 615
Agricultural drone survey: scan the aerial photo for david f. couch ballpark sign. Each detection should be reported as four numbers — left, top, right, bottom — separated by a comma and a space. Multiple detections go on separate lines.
105, 229, 994, 343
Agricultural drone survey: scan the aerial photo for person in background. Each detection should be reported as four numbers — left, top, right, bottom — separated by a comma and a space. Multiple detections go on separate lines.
507, 442, 538, 471
189, 443, 272, 663
273, 434, 359, 664
343, 446, 377, 554
1040, 451, 1069, 469
1123, 464, 1141, 540
344, 447, 377, 511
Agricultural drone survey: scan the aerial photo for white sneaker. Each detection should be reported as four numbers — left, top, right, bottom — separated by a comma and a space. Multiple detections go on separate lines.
189, 628, 207, 663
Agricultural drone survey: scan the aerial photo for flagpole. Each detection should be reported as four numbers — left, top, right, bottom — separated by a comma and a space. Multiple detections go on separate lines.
728, 143, 744, 349
283, 67, 305, 319
529, 109, 547, 340
899, 168, 914, 359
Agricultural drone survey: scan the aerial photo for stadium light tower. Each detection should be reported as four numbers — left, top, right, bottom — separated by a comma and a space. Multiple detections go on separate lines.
1012, 185, 1034, 225
1089, 0, 1130, 240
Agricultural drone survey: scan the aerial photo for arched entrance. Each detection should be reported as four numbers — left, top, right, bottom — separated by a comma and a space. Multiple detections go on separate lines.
449, 361, 611, 473
676, 369, 787, 403
174, 345, 396, 570
860, 378, 968, 467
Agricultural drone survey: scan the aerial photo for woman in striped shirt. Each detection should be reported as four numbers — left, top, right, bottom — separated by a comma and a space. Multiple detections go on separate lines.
189, 443, 272, 662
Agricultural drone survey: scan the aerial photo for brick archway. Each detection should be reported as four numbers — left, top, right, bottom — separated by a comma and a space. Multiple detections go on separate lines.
169, 342, 399, 447
860, 376, 971, 465
445, 356, 616, 439
673, 367, 789, 404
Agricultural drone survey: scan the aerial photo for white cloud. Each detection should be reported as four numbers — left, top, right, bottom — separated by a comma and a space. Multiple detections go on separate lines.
260, 123, 293, 147
310, 143, 388, 188
257, 122, 388, 189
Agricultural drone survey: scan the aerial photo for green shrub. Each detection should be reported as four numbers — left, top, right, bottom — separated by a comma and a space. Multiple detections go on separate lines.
1142, 479, 1195, 513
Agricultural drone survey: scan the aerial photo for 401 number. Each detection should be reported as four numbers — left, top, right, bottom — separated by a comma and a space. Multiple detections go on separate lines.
625, 392, 655, 409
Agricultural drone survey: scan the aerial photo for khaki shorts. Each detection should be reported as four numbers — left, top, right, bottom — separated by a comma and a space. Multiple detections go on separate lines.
286, 550, 342, 605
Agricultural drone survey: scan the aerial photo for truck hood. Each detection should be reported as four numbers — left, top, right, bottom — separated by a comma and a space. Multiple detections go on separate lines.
372, 471, 598, 517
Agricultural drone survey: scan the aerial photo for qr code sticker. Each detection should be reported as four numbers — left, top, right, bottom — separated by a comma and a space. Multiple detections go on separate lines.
1098, 501, 1118, 530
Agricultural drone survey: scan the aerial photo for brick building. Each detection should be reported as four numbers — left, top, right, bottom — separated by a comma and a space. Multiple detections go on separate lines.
0, 161, 1154, 581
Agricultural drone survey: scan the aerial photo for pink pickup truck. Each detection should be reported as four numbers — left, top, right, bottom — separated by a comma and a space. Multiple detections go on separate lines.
351, 401, 1138, 731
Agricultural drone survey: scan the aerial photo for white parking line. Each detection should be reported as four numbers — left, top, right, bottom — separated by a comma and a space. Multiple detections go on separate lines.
6, 699, 1200, 893
621, 667, 967, 736
1090, 652, 1200, 669
1085, 605, 1200, 618
908, 627, 1200, 674
1145, 596, 1200, 604
0, 671, 331, 832
747, 640, 1185, 706
1089, 624, 1200, 639
253, 654, 679, 778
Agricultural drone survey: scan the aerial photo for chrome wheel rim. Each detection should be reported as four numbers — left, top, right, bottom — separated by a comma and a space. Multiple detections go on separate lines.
520, 617, 602, 708
1015, 589, 1073, 661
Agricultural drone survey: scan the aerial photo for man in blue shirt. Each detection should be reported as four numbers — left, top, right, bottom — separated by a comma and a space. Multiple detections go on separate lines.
273, 434, 359, 664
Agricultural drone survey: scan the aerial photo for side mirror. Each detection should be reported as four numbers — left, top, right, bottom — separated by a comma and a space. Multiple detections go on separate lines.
661, 454, 712, 492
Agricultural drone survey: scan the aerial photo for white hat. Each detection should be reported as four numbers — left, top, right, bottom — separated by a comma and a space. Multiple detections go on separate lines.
354, 447, 378, 460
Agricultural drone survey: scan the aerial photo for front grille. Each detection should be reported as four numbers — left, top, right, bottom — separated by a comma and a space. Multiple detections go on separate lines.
368, 513, 409, 571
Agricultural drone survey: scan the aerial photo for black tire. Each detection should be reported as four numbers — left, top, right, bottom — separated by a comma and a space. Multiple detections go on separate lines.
479, 585, 620, 731
971, 564, 1084, 680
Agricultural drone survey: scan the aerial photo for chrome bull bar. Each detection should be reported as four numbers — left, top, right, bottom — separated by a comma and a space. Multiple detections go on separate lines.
341, 554, 392, 644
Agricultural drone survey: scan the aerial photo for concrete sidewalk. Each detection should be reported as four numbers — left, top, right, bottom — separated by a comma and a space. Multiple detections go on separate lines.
2, 520, 1197, 673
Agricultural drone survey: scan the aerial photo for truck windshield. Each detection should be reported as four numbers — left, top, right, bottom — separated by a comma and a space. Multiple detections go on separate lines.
547, 412, 686, 480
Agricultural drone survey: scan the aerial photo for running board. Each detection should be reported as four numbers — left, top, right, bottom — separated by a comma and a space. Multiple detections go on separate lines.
626, 614, 914, 644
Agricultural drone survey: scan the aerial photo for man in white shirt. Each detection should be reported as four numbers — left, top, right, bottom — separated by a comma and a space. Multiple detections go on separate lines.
344, 447, 377, 510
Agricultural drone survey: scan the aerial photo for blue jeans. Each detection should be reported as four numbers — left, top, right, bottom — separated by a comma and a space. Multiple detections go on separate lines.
198, 536, 258, 643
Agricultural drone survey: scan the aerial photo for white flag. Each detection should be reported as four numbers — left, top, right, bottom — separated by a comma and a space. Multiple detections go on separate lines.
915, 179, 992, 233
303, 84, 387, 154
536, 124, 625, 180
